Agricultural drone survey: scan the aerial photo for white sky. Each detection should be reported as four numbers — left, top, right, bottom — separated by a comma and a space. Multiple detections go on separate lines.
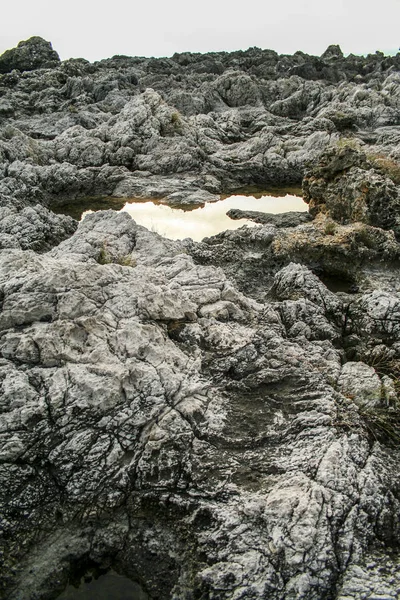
1, 0, 399, 62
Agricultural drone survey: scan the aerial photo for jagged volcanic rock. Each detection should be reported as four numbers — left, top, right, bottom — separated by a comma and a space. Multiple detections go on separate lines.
227, 208, 313, 227
303, 145, 400, 236
0, 37, 399, 207
0, 38, 399, 600
0, 36, 61, 74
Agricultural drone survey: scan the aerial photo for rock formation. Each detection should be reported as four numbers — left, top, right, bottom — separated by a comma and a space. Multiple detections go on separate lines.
0, 37, 399, 209
0, 37, 60, 74
227, 209, 313, 227
303, 145, 400, 237
0, 38, 399, 600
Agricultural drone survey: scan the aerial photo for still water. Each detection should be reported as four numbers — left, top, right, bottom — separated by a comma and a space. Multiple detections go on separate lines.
81, 193, 307, 241
56, 570, 148, 600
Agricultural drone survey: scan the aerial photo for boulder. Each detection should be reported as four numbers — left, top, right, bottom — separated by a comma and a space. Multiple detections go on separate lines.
0, 37, 60, 74
337, 361, 383, 408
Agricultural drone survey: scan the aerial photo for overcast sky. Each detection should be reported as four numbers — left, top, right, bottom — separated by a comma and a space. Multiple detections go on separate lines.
1, 0, 399, 62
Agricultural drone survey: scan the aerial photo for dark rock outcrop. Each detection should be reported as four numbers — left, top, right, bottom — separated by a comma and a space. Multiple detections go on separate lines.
321, 44, 344, 61
0, 36, 60, 74
227, 208, 313, 227
303, 145, 400, 237
0, 38, 399, 204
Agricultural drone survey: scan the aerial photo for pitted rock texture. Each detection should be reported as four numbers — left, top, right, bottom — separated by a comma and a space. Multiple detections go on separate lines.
0, 38, 399, 207
303, 145, 400, 237
186, 212, 400, 304
0, 38, 399, 600
0, 214, 399, 600
227, 209, 313, 227
337, 362, 383, 409
0, 194, 77, 251
0, 37, 60, 74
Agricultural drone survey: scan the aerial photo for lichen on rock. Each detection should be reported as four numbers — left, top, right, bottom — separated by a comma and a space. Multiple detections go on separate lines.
303, 144, 400, 237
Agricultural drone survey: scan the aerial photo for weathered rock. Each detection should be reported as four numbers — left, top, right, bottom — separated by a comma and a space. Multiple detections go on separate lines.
0, 37, 60, 74
321, 44, 344, 61
337, 362, 383, 408
303, 145, 400, 236
227, 208, 313, 227
0, 39, 398, 206
187, 213, 400, 304
0, 197, 77, 250
0, 214, 399, 600
272, 262, 342, 312
0, 38, 400, 600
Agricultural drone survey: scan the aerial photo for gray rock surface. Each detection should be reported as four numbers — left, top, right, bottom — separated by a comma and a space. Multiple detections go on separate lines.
227, 208, 313, 227
338, 362, 384, 408
0, 38, 399, 600
187, 212, 400, 303
0, 214, 399, 600
0, 38, 399, 204
0, 194, 77, 250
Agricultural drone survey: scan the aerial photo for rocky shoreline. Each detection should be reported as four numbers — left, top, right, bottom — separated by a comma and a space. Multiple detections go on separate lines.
0, 37, 399, 600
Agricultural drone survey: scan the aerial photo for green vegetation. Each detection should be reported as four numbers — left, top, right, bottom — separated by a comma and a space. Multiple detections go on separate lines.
335, 136, 362, 151
324, 218, 337, 235
170, 111, 181, 125
358, 406, 400, 447
97, 244, 136, 267
367, 153, 400, 184
159, 110, 184, 136
97, 245, 110, 265
335, 399, 400, 448
117, 255, 137, 267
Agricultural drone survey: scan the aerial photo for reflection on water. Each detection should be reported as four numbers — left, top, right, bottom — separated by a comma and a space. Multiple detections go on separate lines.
221, 185, 303, 199
82, 194, 307, 242
53, 197, 127, 221
56, 570, 148, 600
